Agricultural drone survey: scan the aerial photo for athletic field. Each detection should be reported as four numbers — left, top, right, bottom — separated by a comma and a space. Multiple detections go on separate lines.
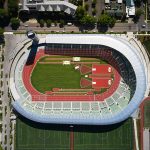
16, 117, 133, 150
16, 117, 70, 150
144, 100, 150, 128
31, 55, 113, 94
31, 63, 81, 93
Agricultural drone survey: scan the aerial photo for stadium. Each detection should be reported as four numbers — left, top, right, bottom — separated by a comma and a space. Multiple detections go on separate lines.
9, 33, 150, 125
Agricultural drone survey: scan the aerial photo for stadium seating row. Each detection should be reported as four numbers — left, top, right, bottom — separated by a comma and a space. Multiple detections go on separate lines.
12, 44, 135, 118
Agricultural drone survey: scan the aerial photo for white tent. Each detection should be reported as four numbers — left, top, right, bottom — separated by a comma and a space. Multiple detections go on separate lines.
105, 0, 110, 3
118, 0, 122, 3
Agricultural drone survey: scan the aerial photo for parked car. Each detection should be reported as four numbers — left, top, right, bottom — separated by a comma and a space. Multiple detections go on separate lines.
67, 22, 72, 26
142, 24, 146, 28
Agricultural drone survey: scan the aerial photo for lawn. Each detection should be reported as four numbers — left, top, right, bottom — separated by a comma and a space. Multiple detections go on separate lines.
138, 36, 150, 55
74, 118, 133, 150
144, 100, 150, 128
31, 63, 81, 93
142, 40, 150, 54
16, 117, 70, 150
16, 117, 133, 150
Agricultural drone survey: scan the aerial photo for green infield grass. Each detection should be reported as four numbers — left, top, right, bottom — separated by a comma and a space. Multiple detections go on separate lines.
31, 63, 81, 93
16, 117, 133, 150
31, 55, 108, 93
144, 100, 150, 128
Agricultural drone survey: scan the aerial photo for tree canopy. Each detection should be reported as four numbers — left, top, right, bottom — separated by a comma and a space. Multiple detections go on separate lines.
75, 6, 86, 20
80, 15, 96, 27
0, 27, 4, 34
0, 144, 3, 150
46, 19, 52, 27
59, 20, 65, 28
133, 8, 144, 22
39, 19, 45, 27
97, 13, 116, 27
135, 8, 143, 17
10, 18, 20, 30
8, 0, 18, 17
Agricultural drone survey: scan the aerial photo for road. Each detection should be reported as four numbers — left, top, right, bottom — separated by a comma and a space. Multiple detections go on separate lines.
5, 22, 150, 33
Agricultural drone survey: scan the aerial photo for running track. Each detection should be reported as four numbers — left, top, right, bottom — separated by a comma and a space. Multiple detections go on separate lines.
22, 49, 121, 101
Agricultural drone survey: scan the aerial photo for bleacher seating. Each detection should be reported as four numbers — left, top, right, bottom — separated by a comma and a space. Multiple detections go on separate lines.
109, 103, 120, 113
53, 102, 61, 110
81, 102, 90, 111
12, 42, 136, 119
72, 102, 80, 110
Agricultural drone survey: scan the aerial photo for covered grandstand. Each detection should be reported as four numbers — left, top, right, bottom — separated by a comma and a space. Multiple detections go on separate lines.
9, 34, 149, 125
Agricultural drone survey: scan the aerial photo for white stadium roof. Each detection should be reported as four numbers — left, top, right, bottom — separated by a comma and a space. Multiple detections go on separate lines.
10, 34, 148, 125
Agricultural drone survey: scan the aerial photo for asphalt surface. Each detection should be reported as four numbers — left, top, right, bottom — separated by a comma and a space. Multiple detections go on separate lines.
4, 22, 150, 33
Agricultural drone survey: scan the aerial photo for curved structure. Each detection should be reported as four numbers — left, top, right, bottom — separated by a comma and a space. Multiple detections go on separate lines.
19, 0, 77, 15
26, 30, 39, 44
9, 34, 149, 125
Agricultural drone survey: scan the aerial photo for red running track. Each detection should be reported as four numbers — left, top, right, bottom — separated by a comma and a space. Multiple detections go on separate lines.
92, 64, 112, 75
92, 78, 111, 89
70, 127, 74, 150
22, 49, 121, 101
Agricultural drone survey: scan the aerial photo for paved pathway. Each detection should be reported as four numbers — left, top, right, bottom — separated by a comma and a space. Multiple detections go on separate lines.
2, 35, 11, 150
2, 34, 28, 150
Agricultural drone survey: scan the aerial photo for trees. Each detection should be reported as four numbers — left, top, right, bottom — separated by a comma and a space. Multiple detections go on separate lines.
10, 18, 20, 30
59, 20, 65, 28
135, 0, 142, 7
46, 19, 52, 27
54, 21, 57, 26
0, 27, 4, 35
135, 8, 143, 17
39, 19, 45, 27
92, 0, 97, 8
69, 0, 82, 6
98, 14, 111, 26
0, 9, 9, 27
75, 6, 86, 20
80, 15, 96, 27
97, 14, 116, 27
84, 3, 89, 11
8, 0, 18, 17
134, 8, 144, 22
109, 17, 116, 28
0, 0, 5, 8
0, 8, 6, 16
0, 144, 3, 150
92, 8, 97, 16
19, 10, 29, 22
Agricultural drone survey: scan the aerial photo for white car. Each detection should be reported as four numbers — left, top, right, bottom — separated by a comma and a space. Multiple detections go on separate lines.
142, 24, 146, 28
51, 24, 55, 27
67, 22, 72, 26
24, 24, 28, 27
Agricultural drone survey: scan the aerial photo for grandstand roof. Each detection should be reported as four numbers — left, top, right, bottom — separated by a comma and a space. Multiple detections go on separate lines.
11, 34, 147, 125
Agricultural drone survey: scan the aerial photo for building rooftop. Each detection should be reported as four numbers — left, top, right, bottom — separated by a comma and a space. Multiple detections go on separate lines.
19, 0, 77, 15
